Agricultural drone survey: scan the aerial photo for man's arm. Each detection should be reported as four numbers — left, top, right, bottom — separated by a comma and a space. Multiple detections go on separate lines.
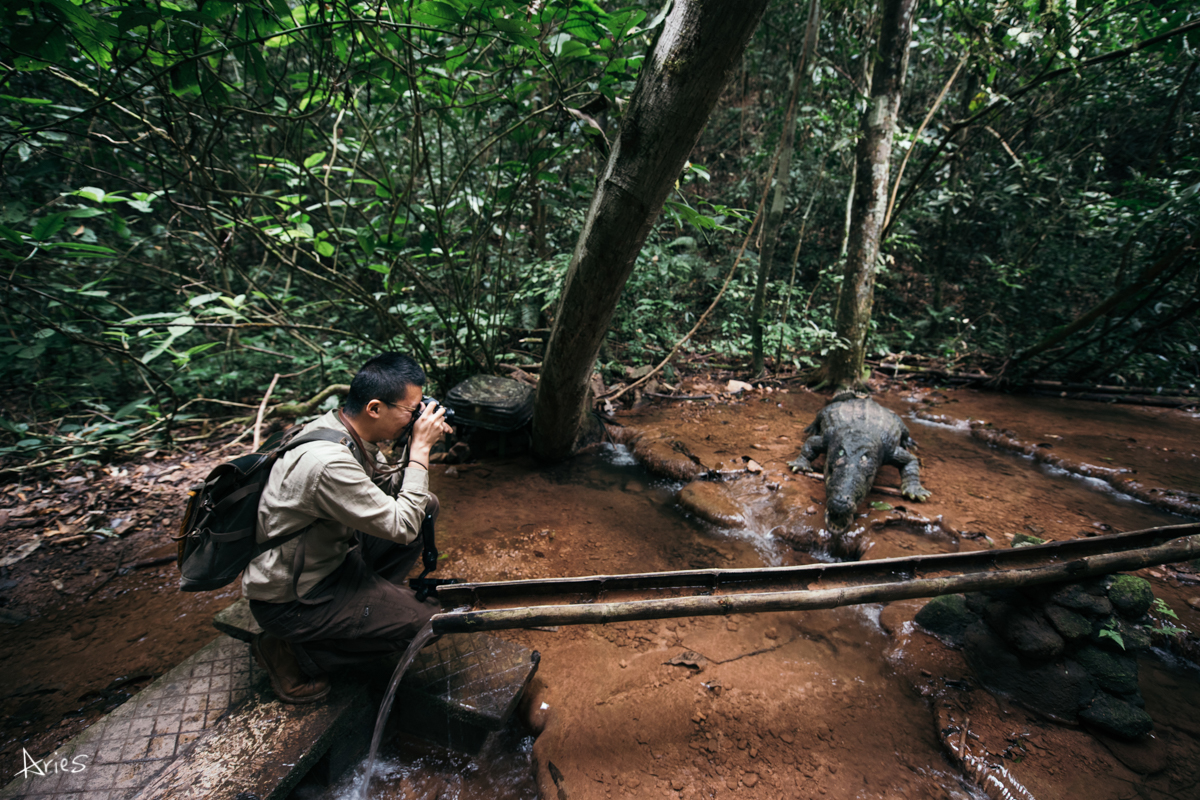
312, 453, 429, 544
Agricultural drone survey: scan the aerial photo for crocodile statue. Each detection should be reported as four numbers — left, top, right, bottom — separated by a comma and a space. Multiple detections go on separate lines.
789, 392, 931, 533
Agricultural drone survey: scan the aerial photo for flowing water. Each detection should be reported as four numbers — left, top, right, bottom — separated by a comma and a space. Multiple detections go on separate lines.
357, 620, 438, 800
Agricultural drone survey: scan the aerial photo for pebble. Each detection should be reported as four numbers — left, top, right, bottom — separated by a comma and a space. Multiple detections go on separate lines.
765, 627, 778, 640
743, 772, 759, 787
1187, 597, 1200, 611
726, 621, 739, 632
69, 621, 96, 640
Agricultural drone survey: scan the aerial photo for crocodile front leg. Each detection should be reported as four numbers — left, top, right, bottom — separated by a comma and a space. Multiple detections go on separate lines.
788, 434, 825, 473
890, 447, 931, 501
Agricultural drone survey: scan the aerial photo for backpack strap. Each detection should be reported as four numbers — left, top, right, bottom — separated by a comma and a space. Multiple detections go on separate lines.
268, 427, 357, 606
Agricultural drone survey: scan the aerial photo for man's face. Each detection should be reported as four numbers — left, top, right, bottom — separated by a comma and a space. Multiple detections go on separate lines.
378, 384, 424, 441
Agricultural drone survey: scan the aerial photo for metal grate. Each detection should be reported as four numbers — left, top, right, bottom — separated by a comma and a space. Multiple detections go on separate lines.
1, 635, 257, 800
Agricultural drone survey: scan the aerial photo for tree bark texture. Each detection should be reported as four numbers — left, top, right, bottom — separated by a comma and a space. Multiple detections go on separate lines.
826, 0, 917, 390
751, 0, 821, 377
532, 0, 771, 462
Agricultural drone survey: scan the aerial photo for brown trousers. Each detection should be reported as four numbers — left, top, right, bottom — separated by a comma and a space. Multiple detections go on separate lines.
249, 497, 441, 677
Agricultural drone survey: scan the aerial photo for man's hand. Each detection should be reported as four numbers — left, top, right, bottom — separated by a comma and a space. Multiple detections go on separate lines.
409, 400, 453, 468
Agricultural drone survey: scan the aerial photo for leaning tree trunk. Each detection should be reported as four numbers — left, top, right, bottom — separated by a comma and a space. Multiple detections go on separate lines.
751, 0, 821, 377
531, 0, 771, 462
824, 0, 918, 391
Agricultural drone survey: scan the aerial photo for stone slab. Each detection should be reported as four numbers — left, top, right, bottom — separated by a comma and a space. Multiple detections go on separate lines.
129, 678, 370, 800
1, 634, 256, 800
213, 597, 261, 643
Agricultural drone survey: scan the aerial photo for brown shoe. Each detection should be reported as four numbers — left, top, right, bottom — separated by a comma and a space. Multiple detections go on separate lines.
251, 633, 331, 704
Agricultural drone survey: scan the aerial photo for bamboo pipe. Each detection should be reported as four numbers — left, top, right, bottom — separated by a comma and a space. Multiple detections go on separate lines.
430, 524, 1200, 635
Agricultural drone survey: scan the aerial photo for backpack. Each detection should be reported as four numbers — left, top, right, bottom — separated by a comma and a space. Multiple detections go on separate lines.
175, 428, 353, 591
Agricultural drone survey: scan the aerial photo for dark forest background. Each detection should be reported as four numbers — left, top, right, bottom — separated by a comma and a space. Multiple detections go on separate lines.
1, 0, 1197, 466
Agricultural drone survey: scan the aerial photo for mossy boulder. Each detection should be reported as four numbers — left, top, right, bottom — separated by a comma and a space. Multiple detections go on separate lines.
1074, 645, 1140, 695
1004, 612, 1065, 660
1049, 584, 1113, 618
1107, 575, 1154, 618
915, 594, 977, 647
1045, 604, 1092, 641
963, 622, 1096, 721
1079, 692, 1154, 740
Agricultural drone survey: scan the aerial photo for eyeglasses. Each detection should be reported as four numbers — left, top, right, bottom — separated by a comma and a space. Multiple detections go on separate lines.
382, 400, 421, 415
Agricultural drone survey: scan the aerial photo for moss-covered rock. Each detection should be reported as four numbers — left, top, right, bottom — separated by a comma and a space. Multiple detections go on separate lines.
914, 594, 977, 647
1049, 584, 1113, 618
963, 622, 1096, 721
1079, 692, 1154, 740
1004, 612, 1065, 660
964, 591, 989, 616
1107, 575, 1154, 618
1074, 644, 1140, 695
1045, 603, 1092, 641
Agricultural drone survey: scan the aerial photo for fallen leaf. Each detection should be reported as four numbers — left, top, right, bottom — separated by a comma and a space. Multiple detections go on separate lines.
0, 538, 41, 568
668, 651, 707, 672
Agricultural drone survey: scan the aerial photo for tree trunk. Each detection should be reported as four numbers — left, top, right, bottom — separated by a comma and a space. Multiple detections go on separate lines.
751, 0, 821, 377
824, 0, 917, 391
531, 0, 771, 462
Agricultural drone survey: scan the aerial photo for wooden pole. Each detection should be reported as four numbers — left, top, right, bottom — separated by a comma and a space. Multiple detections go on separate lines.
431, 524, 1200, 634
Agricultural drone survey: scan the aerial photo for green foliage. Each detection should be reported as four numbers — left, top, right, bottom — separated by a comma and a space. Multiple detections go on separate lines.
0, 0, 1197, 468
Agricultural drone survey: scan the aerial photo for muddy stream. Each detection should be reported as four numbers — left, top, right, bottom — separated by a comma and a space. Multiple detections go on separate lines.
2, 383, 1199, 800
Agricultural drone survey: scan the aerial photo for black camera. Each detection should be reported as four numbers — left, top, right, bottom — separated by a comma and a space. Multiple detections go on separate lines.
419, 396, 455, 423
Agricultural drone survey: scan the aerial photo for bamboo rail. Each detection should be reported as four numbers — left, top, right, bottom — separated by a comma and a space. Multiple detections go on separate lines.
430, 523, 1199, 634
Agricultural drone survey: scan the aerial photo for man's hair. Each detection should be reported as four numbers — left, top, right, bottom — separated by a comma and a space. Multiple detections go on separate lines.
343, 352, 426, 415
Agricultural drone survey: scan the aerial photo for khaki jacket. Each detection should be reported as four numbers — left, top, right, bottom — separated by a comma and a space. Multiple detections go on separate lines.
242, 410, 431, 602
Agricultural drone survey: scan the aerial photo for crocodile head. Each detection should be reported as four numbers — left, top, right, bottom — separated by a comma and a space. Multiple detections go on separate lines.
824, 447, 880, 533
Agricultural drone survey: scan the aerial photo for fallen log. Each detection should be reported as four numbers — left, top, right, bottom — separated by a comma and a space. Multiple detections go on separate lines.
431, 523, 1199, 633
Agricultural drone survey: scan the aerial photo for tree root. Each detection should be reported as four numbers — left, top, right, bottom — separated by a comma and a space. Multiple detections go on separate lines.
231, 384, 349, 425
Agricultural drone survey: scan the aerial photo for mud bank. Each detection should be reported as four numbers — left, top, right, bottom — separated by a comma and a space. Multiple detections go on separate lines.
3, 382, 1200, 800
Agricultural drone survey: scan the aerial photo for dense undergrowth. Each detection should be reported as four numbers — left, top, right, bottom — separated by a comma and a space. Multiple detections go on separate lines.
1, 0, 1197, 468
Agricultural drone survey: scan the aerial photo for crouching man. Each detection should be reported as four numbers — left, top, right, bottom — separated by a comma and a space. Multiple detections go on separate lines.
244, 352, 453, 703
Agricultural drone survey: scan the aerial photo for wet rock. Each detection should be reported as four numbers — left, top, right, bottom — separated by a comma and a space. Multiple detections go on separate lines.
1004, 611, 1065, 660
632, 438, 706, 482
914, 594, 976, 647
677, 481, 746, 529
1092, 617, 1152, 653
963, 622, 1096, 720
1079, 691, 1154, 740
1045, 603, 1092, 641
1098, 729, 1172, 774
964, 591, 990, 616
1049, 584, 1113, 618
1074, 645, 1139, 695
980, 597, 1017, 633
1107, 575, 1154, 618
